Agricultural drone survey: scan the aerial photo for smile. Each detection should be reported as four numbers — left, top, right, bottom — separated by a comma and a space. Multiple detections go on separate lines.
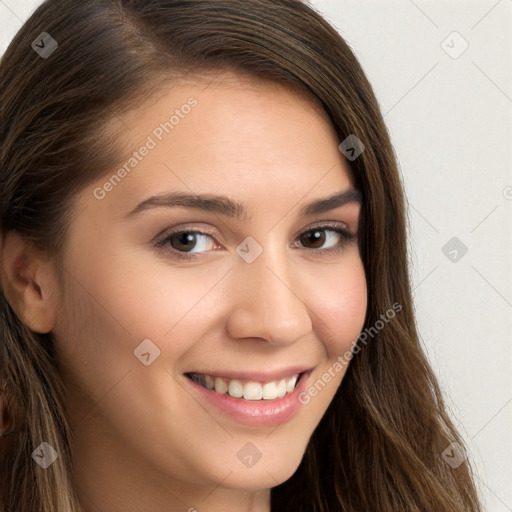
185, 372, 302, 401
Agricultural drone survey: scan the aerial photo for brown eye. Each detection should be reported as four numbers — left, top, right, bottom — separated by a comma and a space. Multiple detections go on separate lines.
168, 232, 201, 252
300, 229, 326, 249
155, 224, 355, 262
156, 230, 216, 259
297, 226, 354, 252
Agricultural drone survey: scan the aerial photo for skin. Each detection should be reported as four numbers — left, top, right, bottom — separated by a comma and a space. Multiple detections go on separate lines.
1, 72, 367, 512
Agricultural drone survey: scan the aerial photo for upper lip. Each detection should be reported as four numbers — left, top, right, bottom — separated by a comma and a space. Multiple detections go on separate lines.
185, 366, 313, 382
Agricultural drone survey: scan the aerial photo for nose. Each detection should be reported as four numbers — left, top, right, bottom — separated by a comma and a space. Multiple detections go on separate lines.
225, 241, 313, 346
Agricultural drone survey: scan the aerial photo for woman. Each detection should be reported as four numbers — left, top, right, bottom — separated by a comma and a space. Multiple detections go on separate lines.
0, 0, 482, 511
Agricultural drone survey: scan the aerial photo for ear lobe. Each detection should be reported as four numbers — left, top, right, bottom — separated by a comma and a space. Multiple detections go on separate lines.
0, 230, 58, 334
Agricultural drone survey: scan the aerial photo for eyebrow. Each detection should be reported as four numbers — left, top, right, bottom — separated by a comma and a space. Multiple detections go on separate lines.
124, 188, 362, 221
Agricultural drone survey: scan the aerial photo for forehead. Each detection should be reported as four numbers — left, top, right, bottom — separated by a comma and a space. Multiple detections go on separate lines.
84, 71, 356, 220
110, 70, 337, 158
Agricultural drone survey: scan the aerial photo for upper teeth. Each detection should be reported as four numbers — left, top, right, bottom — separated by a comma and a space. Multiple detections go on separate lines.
190, 373, 300, 400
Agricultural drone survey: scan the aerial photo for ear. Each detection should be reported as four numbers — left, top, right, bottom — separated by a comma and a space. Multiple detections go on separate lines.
0, 230, 59, 334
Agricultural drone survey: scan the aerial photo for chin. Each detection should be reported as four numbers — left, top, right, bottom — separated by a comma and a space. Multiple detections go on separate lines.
224, 466, 298, 492
226, 445, 305, 491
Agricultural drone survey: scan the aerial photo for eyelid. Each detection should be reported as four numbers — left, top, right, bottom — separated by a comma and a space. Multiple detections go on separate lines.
154, 220, 352, 243
154, 223, 218, 241
298, 219, 350, 232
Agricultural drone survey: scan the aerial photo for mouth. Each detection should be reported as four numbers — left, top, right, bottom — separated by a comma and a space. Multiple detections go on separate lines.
184, 371, 308, 401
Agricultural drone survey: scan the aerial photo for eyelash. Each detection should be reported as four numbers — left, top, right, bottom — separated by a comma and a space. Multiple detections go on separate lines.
154, 222, 356, 262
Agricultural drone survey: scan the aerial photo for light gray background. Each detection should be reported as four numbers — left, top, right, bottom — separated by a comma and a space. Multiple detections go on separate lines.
1, 0, 511, 510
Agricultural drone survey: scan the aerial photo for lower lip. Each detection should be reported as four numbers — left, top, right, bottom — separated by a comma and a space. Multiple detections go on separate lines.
185, 371, 311, 427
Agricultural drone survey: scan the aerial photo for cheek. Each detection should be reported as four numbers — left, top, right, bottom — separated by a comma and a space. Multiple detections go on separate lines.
308, 256, 367, 358
53, 249, 236, 424
293, 257, 366, 419
57, 245, 367, 382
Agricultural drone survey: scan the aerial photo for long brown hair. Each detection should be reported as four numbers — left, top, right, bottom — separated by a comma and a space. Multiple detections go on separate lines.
0, 1, 482, 510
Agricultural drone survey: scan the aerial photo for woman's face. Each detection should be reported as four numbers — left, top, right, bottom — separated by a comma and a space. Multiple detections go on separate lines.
52, 73, 367, 510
